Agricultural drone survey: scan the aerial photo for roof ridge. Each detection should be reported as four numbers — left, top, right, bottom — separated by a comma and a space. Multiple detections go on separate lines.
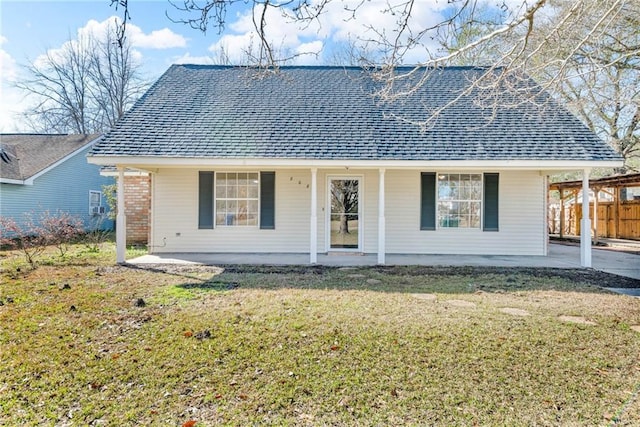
171, 64, 501, 71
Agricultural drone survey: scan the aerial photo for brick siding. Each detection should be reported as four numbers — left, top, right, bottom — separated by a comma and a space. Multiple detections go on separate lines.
124, 175, 150, 244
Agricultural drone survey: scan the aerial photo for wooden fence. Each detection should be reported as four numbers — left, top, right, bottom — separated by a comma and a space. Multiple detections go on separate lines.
549, 200, 640, 239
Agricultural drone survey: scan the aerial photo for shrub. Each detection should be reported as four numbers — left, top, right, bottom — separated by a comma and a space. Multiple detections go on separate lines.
83, 214, 111, 252
102, 183, 117, 221
39, 210, 84, 257
0, 215, 48, 268
0, 211, 84, 268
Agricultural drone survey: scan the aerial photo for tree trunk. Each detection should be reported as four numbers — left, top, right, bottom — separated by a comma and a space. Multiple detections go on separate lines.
339, 213, 349, 234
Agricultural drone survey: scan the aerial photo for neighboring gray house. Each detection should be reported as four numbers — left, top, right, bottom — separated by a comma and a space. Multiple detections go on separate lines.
88, 65, 622, 265
1, 134, 113, 230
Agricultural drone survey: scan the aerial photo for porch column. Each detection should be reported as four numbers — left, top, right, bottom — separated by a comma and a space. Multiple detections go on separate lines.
580, 169, 591, 267
378, 168, 386, 265
310, 168, 318, 264
116, 167, 127, 264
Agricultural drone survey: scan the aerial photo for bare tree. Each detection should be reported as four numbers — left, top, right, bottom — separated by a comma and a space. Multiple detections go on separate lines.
89, 28, 146, 129
431, 0, 639, 170
108, 0, 640, 165
536, 0, 640, 172
17, 23, 144, 134
209, 35, 316, 67
18, 34, 95, 133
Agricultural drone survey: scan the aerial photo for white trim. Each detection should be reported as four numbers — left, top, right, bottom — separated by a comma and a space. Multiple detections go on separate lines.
436, 172, 483, 230
16, 136, 103, 185
214, 171, 260, 228
100, 169, 149, 177
378, 168, 386, 264
116, 167, 127, 264
88, 156, 622, 171
310, 168, 318, 264
0, 178, 28, 185
580, 169, 592, 267
89, 190, 103, 214
326, 175, 364, 252
149, 172, 155, 250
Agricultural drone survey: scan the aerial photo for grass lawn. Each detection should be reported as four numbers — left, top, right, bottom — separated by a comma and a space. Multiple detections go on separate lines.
1, 244, 640, 426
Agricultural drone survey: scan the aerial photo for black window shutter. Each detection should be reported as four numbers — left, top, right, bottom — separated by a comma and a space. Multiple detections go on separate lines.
420, 172, 436, 230
260, 171, 275, 229
483, 173, 499, 231
198, 171, 214, 229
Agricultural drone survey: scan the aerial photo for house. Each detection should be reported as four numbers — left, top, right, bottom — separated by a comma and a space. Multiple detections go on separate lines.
1, 134, 113, 231
87, 65, 623, 266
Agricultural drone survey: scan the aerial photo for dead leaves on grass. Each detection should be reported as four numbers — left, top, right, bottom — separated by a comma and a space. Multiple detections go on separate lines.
183, 329, 212, 339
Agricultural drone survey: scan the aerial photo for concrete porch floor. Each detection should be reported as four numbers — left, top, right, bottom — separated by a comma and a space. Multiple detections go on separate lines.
129, 242, 640, 280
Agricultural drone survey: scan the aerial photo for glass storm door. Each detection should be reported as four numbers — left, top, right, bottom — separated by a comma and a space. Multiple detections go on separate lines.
329, 178, 360, 250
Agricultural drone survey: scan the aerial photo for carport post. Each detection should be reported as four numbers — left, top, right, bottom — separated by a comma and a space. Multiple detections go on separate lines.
116, 167, 126, 264
580, 169, 591, 267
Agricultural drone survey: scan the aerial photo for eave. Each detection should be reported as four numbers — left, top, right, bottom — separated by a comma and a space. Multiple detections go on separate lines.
87, 155, 623, 172
0, 178, 28, 185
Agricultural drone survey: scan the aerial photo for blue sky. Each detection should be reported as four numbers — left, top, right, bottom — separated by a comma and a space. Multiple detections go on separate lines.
1, 0, 233, 131
1, 1, 216, 72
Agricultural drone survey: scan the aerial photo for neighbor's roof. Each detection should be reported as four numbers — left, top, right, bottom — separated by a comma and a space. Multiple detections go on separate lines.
90, 65, 621, 162
1, 134, 99, 182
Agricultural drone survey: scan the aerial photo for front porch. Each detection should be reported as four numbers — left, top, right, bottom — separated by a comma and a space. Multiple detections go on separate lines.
127, 242, 640, 280
112, 167, 597, 268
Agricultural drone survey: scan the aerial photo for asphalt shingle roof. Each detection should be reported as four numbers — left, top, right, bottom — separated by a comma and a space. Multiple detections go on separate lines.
1, 134, 99, 181
90, 65, 620, 162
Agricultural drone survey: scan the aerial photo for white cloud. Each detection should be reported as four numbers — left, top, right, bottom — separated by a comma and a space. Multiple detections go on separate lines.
209, 33, 259, 64
130, 27, 187, 50
204, 0, 453, 65
0, 38, 17, 82
207, 5, 329, 64
0, 37, 29, 132
33, 17, 187, 69
293, 41, 324, 65
172, 52, 214, 65
4, 17, 189, 132
75, 17, 187, 50
203, 0, 541, 66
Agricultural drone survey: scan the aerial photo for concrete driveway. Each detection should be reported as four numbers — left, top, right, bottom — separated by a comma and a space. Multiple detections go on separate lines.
130, 242, 640, 280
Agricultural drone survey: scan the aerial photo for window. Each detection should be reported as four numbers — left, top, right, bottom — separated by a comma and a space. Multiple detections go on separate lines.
437, 174, 482, 228
89, 190, 104, 215
422, 172, 499, 231
215, 172, 259, 226
199, 171, 275, 230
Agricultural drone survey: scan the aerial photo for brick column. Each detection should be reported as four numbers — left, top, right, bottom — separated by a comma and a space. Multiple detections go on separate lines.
124, 175, 151, 245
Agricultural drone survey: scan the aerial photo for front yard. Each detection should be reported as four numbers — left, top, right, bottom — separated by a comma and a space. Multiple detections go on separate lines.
1, 245, 639, 426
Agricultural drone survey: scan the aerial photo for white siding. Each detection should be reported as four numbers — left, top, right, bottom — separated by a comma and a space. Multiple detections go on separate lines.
152, 168, 311, 253
385, 170, 545, 255
150, 168, 545, 256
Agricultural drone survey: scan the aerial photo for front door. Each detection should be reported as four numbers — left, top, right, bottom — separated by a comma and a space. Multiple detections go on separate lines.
329, 178, 361, 251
